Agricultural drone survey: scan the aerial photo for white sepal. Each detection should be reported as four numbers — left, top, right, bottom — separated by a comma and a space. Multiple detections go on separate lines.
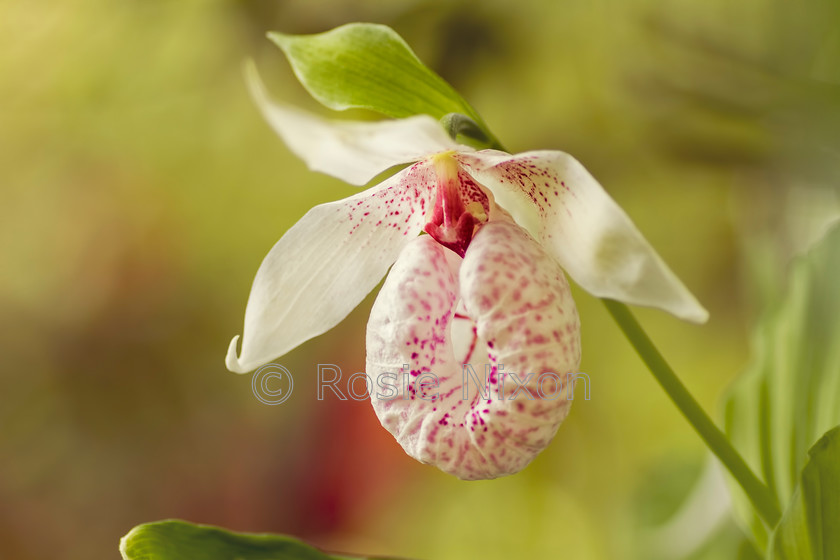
246, 63, 465, 186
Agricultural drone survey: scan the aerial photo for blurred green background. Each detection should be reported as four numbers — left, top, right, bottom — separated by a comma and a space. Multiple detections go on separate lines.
2, 0, 839, 559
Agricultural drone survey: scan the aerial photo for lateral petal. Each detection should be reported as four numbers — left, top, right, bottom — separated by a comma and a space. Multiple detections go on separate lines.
226, 163, 436, 373
458, 151, 709, 323
247, 64, 464, 186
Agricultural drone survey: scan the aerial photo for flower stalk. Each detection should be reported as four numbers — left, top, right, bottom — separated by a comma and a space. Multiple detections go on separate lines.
602, 299, 781, 528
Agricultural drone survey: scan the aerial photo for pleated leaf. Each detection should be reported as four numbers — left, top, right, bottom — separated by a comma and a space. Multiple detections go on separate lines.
769, 426, 840, 559
723, 223, 840, 553
120, 519, 400, 560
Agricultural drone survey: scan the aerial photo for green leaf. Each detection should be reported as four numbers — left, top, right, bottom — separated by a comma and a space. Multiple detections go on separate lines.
119, 519, 396, 560
724, 223, 840, 551
268, 23, 498, 147
769, 426, 840, 559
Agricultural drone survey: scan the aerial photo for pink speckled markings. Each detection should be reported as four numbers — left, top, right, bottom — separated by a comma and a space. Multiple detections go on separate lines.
366, 220, 581, 480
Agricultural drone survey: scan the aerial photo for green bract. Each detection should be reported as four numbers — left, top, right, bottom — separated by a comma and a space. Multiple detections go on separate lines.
268, 23, 499, 148
724, 223, 840, 555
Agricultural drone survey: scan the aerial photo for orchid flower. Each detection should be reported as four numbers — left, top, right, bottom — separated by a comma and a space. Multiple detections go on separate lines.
226, 72, 708, 480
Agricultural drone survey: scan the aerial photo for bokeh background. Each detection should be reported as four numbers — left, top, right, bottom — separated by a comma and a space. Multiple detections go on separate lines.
2, 0, 839, 558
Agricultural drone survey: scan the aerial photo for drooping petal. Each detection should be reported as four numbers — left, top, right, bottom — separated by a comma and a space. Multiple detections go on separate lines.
366, 221, 580, 480
247, 64, 465, 186
226, 163, 437, 374
457, 150, 709, 323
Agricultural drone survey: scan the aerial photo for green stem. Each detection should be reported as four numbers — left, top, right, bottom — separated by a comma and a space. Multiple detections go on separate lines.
603, 299, 781, 528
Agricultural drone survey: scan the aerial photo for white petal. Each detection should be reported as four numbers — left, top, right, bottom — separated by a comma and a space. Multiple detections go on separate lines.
226, 162, 437, 373
457, 151, 709, 323
246, 63, 465, 186
366, 221, 580, 480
